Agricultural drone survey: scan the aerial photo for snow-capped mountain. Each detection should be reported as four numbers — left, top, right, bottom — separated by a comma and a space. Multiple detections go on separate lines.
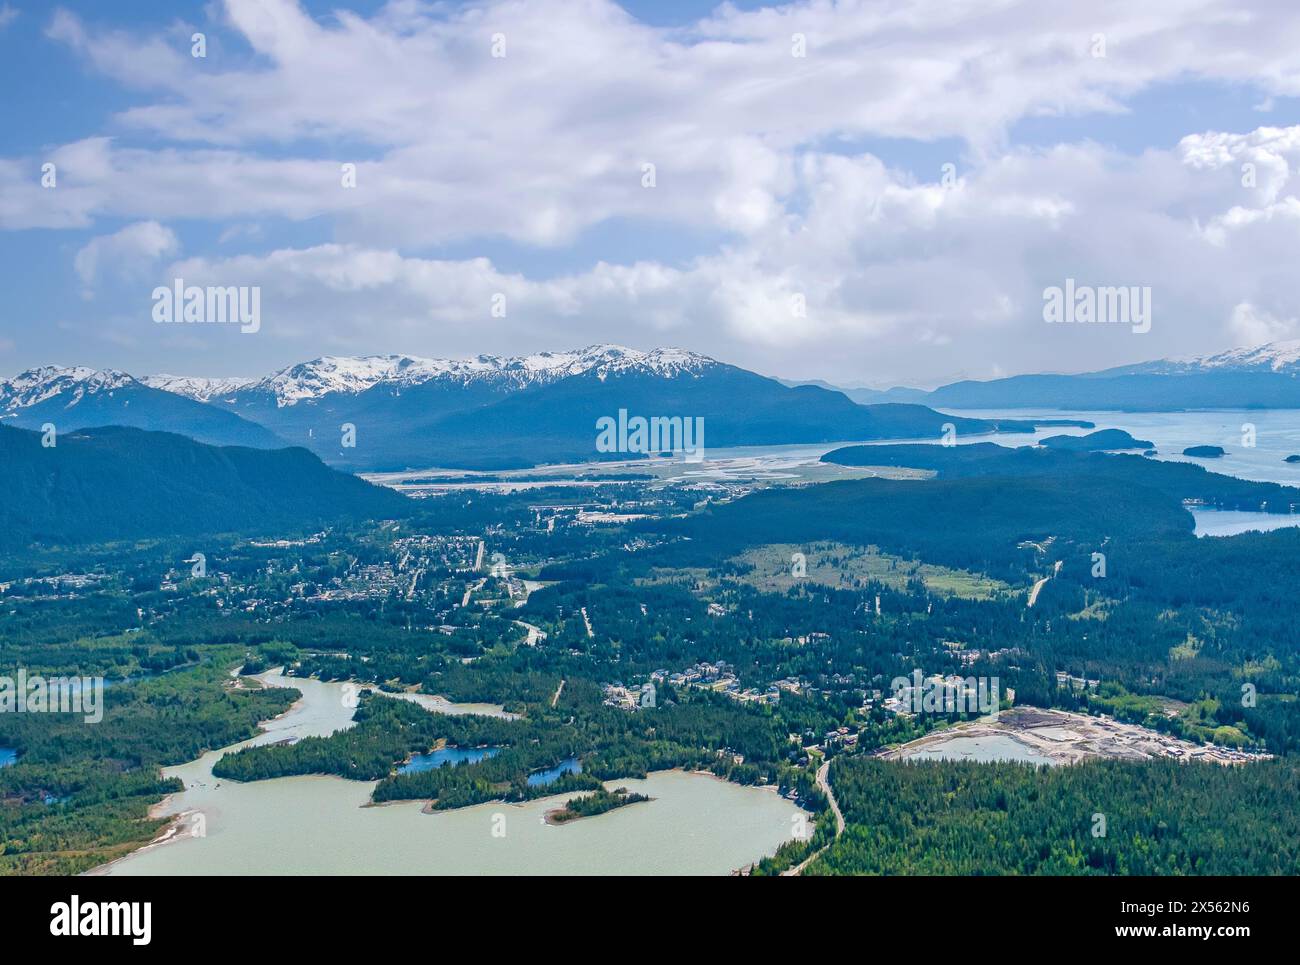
216, 345, 717, 408
198, 344, 1015, 470
1, 347, 1020, 472
178, 344, 734, 468
0, 365, 282, 449
1109, 339, 1300, 376
914, 338, 1300, 411
1, 365, 135, 412
140, 374, 255, 402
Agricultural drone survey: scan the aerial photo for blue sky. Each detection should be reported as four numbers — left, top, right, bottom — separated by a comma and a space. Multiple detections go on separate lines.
2, 0, 1299, 387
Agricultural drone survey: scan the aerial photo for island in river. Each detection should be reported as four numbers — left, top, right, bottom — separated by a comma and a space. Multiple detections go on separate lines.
544, 786, 651, 825
93, 671, 805, 876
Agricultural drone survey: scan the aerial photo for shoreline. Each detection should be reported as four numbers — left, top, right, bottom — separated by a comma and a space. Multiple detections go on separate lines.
87, 663, 807, 874
543, 789, 652, 826
83, 808, 199, 877
86, 666, 314, 875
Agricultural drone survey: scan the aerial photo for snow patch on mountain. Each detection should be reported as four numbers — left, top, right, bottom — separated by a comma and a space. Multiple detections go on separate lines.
0, 366, 137, 412
1112, 339, 1300, 376
1187, 339, 1300, 372
141, 374, 256, 402
229, 345, 718, 406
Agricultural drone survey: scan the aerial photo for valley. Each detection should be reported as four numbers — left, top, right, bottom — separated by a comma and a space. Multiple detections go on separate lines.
5, 344, 1300, 878
6, 0, 1300, 921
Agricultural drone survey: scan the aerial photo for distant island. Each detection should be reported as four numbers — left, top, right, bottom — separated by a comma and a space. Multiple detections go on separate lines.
1027, 419, 1096, 429
1286, 455, 1300, 464
1183, 445, 1226, 458
1039, 429, 1154, 452
544, 786, 651, 825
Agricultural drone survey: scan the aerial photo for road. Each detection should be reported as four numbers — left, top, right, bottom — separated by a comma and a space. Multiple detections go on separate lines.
461, 577, 484, 608
783, 757, 844, 876
514, 620, 546, 646
1026, 559, 1063, 608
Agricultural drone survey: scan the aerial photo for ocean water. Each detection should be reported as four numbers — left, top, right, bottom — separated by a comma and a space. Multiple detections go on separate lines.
944, 408, 1300, 488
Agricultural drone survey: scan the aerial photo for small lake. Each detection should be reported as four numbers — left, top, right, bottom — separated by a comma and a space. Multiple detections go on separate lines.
96, 672, 805, 875
398, 746, 499, 774
0, 748, 16, 768
526, 756, 581, 787
900, 734, 1056, 765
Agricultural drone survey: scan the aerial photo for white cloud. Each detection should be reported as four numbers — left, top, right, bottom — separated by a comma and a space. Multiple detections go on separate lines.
141, 127, 1300, 383
74, 220, 180, 291
1229, 302, 1297, 346
15, 0, 1300, 245
9, 1, 1300, 382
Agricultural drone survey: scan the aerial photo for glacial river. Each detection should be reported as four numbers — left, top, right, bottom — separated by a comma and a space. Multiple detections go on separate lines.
370, 408, 1300, 497
95, 672, 804, 875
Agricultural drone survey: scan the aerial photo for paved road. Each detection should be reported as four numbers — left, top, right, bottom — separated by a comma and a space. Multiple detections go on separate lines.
1027, 559, 1063, 608
783, 758, 844, 876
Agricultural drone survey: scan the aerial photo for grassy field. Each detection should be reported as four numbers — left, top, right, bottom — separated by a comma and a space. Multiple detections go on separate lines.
729, 541, 1013, 600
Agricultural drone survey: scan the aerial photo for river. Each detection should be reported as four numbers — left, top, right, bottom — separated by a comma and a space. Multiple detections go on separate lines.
95, 672, 804, 875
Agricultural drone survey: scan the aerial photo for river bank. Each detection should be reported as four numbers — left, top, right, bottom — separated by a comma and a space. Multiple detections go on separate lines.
92, 670, 806, 875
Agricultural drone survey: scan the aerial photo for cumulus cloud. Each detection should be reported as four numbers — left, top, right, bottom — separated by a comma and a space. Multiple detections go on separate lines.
73, 220, 180, 292
17, 0, 1300, 245
8, 0, 1300, 382
144, 128, 1300, 383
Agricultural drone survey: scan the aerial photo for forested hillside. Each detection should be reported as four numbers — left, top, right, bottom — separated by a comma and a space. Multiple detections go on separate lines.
0, 424, 410, 549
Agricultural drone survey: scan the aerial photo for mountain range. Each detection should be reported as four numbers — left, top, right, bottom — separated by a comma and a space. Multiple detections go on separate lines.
0, 366, 283, 449
2, 346, 1036, 471
8, 339, 1294, 473
839, 340, 1300, 410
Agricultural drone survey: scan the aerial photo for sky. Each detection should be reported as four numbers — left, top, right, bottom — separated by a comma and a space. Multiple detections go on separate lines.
2, 0, 1300, 388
